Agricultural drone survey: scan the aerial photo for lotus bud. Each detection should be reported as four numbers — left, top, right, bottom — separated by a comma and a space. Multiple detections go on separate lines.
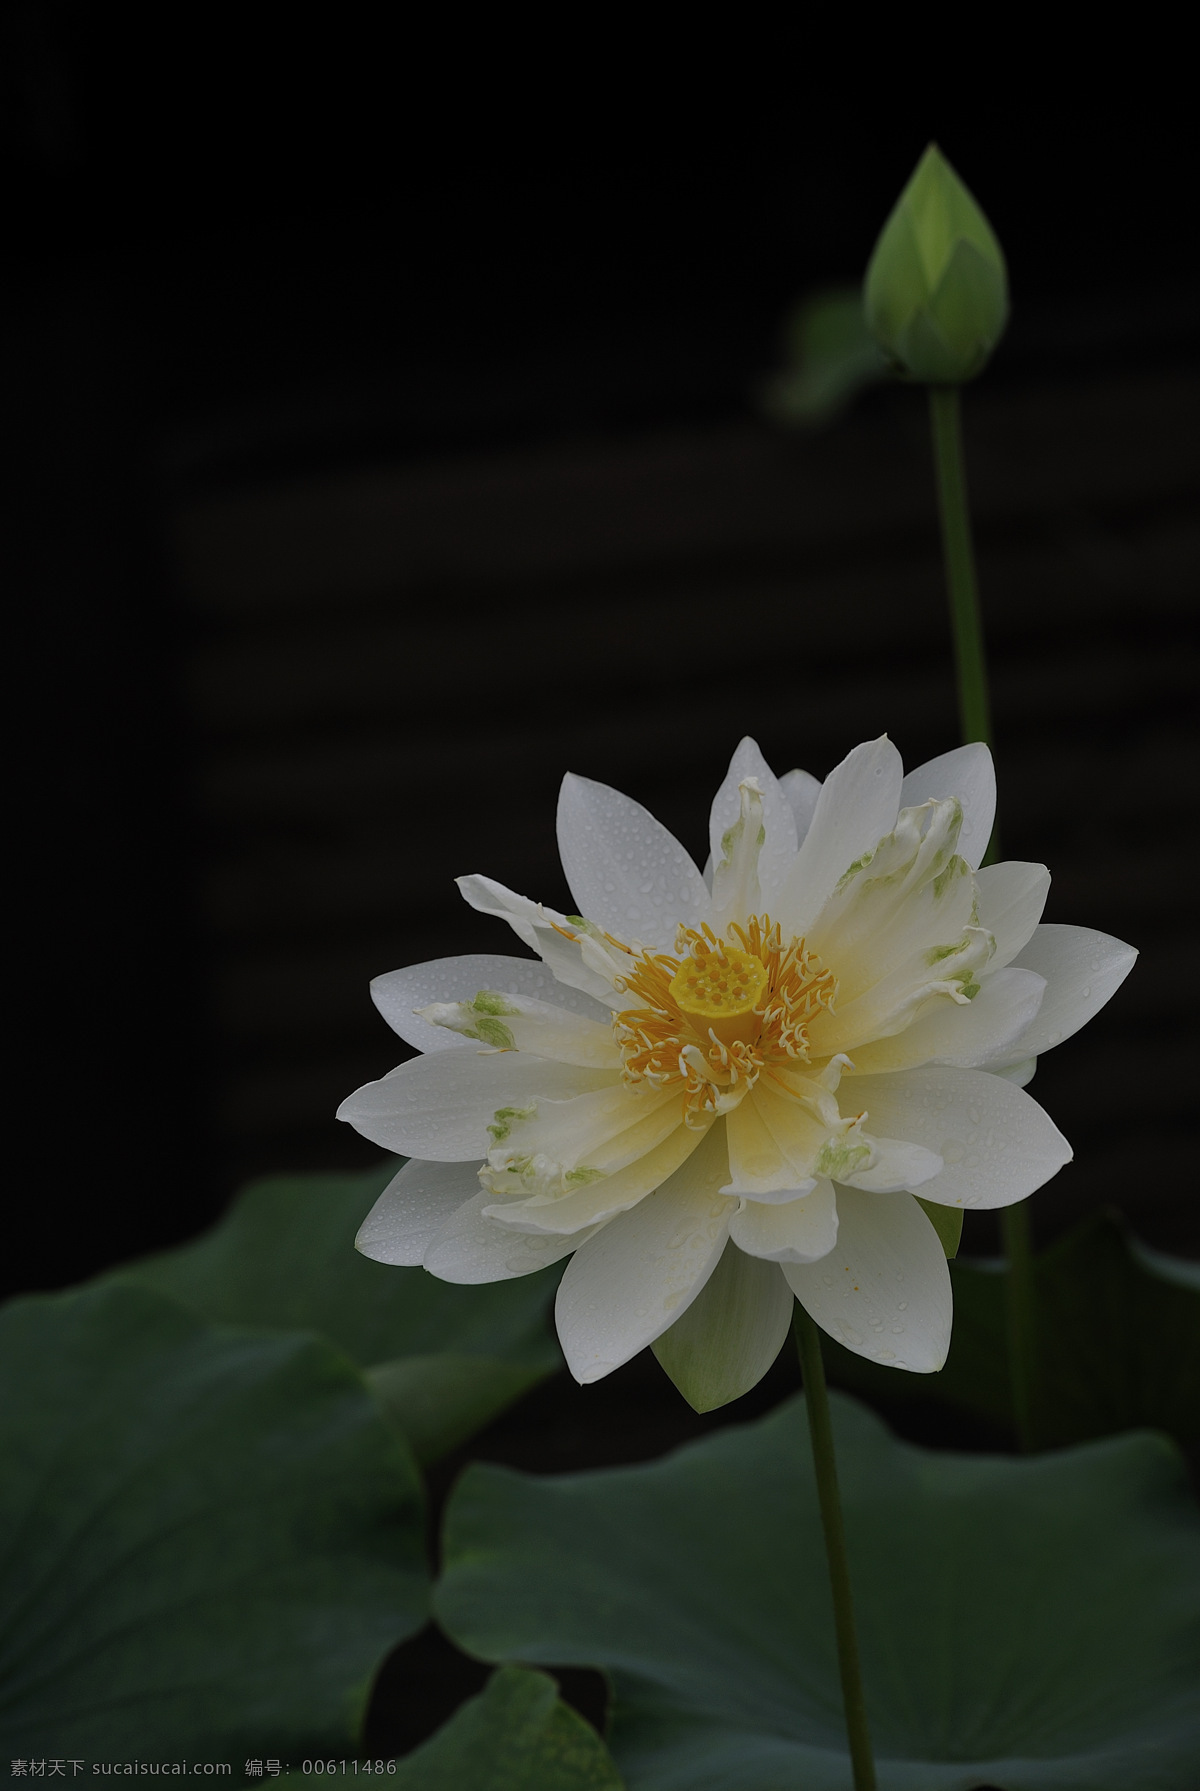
864, 143, 1008, 384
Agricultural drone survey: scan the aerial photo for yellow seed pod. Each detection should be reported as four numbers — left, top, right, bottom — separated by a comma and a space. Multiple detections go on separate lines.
669, 949, 768, 1044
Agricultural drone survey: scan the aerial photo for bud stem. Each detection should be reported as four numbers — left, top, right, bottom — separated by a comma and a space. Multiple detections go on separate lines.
793, 1303, 877, 1791
927, 382, 1037, 1453
927, 386, 993, 755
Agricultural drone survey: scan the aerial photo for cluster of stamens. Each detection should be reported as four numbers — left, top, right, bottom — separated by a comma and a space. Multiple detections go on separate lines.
612, 915, 837, 1123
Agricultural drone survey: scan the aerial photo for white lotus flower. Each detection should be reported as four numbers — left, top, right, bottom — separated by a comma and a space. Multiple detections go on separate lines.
340, 737, 1135, 1409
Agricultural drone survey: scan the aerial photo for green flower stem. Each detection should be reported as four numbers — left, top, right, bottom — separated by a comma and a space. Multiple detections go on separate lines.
927, 382, 1037, 1453
793, 1303, 877, 1791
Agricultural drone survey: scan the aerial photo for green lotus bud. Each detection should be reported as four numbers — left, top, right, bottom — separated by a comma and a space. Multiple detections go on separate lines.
865, 143, 1008, 383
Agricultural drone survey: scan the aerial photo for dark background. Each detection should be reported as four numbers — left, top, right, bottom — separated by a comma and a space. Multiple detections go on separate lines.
5, 15, 1198, 1303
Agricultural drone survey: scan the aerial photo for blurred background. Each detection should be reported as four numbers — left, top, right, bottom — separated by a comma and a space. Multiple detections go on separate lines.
6, 15, 1198, 1302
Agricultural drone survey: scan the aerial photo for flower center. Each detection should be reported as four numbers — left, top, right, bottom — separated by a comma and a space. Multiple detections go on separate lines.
611, 916, 837, 1122
668, 946, 768, 1045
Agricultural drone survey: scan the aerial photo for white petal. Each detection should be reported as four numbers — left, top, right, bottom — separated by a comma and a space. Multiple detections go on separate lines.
778, 768, 822, 846
846, 968, 1047, 1074
776, 737, 904, 937
1000, 924, 1138, 1061
336, 1051, 615, 1159
417, 990, 619, 1067
424, 1190, 592, 1283
730, 1180, 839, 1263
842, 1136, 943, 1192
845, 1067, 1072, 1210
708, 779, 766, 932
785, 1187, 951, 1371
482, 1084, 681, 1194
651, 1244, 795, 1412
748, 1077, 937, 1195
456, 876, 621, 1006
811, 927, 994, 1061
554, 1124, 736, 1382
708, 738, 798, 911
530, 922, 626, 1009
372, 953, 613, 1054
488, 1121, 704, 1236
806, 796, 979, 1012
454, 874, 569, 949
724, 1084, 819, 1198
556, 772, 709, 950
355, 1158, 483, 1265
900, 743, 996, 869
974, 861, 1051, 970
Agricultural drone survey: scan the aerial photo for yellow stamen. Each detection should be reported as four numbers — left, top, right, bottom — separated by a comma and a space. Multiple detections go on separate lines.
612, 914, 837, 1121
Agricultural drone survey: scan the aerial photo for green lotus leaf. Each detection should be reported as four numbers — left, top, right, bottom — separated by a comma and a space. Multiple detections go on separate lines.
101, 1165, 562, 1461
435, 1393, 1200, 1789
390, 1666, 622, 1788
366, 1354, 547, 1466
0, 1282, 427, 1755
